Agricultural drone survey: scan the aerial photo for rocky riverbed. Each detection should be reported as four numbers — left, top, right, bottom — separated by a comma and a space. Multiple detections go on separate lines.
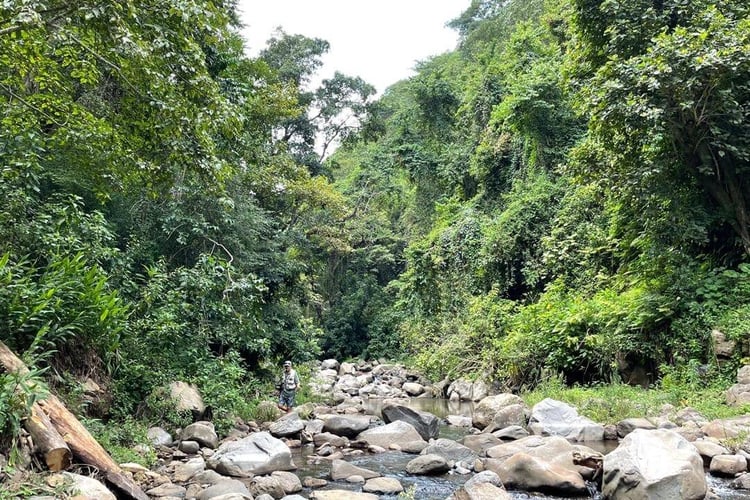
21, 359, 750, 499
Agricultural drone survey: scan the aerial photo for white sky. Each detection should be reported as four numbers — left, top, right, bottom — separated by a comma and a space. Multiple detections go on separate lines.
236, 1, 470, 95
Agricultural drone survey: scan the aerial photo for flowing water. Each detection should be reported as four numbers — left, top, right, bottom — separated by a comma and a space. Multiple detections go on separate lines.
290, 398, 750, 499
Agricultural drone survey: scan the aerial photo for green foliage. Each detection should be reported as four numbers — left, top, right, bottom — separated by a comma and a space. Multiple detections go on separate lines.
0, 369, 46, 465
521, 375, 746, 424
86, 417, 156, 466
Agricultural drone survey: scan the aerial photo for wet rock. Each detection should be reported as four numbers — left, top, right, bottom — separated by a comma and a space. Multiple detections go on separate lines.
302, 476, 328, 488
406, 453, 450, 475
400, 440, 428, 454
422, 438, 477, 465
363, 476, 403, 494
145, 482, 187, 497
330, 459, 380, 480
731, 472, 750, 489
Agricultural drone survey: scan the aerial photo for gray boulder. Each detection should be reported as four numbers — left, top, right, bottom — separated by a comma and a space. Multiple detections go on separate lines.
269, 412, 304, 437
406, 454, 450, 475
421, 438, 477, 465
182, 421, 219, 449
494, 452, 587, 496
147, 426, 173, 447
195, 479, 252, 500
330, 459, 380, 480
603, 429, 707, 500
381, 403, 439, 441
528, 398, 604, 441
321, 414, 371, 437
207, 432, 295, 477
168, 381, 206, 417
356, 420, 424, 449
472, 394, 525, 430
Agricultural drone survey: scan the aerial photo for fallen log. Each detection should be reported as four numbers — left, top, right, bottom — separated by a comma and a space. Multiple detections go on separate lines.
0, 342, 71, 471
0, 341, 148, 500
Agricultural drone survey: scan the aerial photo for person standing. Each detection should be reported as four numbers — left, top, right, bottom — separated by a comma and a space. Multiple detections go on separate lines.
277, 360, 300, 412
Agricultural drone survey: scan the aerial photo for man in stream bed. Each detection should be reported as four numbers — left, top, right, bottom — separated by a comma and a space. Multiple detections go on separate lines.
277, 360, 300, 412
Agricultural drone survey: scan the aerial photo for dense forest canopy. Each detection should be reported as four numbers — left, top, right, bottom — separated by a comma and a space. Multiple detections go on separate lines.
1, 0, 749, 437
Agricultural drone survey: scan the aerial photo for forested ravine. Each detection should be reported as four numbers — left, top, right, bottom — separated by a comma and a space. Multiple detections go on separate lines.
2, 0, 750, 498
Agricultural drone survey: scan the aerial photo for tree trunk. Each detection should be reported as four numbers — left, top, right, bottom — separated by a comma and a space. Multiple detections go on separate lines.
0, 341, 148, 500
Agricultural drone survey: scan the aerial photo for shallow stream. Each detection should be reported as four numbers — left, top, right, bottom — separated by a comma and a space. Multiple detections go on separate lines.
290, 398, 750, 499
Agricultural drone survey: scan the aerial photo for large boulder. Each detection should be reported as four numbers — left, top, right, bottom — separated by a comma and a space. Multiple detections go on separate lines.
405, 454, 450, 475
447, 379, 474, 401
168, 381, 206, 418
269, 412, 305, 437
182, 421, 219, 449
484, 435, 599, 480
207, 432, 295, 477
494, 452, 587, 496
195, 479, 253, 500
321, 415, 371, 438
48, 472, 116, 500
330, 460, 380, 480
421, 438, 477, 466
603, 429, 707, 500
381, 403, 439, 441
528, 398, 604, 441
702, 415, 750, 439
356, 420, 424, 449
472, 394, 525, 430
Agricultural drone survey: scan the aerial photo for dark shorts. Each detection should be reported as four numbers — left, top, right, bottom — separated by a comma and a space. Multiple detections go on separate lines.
279, 390, 296, 408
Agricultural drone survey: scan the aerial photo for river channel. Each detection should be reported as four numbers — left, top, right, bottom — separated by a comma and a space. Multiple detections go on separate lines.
289, 398, 750, 499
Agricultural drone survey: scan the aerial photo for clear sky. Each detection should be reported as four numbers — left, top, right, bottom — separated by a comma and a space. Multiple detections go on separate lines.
236, 1, 470, 95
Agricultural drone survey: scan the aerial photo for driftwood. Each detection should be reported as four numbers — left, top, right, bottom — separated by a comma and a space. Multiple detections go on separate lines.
0, 341, 148, 500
